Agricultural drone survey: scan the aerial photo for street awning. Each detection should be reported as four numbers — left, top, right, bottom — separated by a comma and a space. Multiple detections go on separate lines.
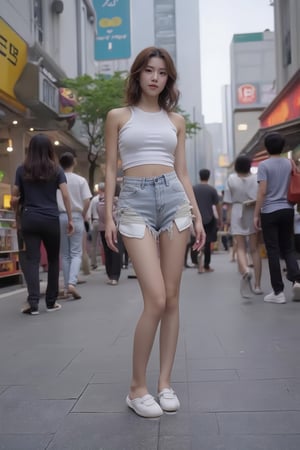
239, 68, 300, 163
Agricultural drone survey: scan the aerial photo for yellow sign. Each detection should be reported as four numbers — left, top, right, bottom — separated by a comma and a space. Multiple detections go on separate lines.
0, 17, 27, 111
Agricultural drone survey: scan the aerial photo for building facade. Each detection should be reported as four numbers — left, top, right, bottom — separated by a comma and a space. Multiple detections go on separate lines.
0, 0, 96, 189
230, 31, 276, 157
240, 1, 300, 163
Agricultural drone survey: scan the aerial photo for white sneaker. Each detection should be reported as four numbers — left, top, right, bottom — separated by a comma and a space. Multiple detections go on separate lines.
158, 388, 180, 412
126, 394, 163, 418
292, 282, 300, 301
264, 291, 286, 304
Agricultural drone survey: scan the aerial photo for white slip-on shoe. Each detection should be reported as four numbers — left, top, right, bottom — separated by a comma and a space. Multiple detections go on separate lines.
292, 282, 300, 301
126, 394, 163, 418
158, 388, 180, 412
264, 291, 286, 304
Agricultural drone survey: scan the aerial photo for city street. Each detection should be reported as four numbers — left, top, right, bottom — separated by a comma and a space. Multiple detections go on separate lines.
0, 252, 300, 450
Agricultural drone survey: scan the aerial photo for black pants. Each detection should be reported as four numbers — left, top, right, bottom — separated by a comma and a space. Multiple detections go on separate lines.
21, 210, 60, 309
261, 208, 300, 294
100, 231, 121, 281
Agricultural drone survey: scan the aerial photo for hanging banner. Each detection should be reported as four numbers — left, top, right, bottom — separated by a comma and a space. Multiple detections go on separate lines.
93, 0, 131, 61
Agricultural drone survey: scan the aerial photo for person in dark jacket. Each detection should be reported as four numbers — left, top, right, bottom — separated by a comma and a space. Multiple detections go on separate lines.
193, 169, 222, 273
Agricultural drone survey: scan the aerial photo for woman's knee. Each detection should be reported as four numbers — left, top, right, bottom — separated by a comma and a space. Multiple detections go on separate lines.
144, 292, 166, 317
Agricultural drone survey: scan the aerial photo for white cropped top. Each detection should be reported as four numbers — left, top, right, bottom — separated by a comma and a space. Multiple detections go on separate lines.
118, 106, 177, 171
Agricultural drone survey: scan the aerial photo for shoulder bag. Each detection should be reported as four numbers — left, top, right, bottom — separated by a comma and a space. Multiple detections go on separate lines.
287, 159, 300, 204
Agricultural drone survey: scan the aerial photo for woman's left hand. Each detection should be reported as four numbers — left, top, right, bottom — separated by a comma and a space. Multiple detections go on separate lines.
192, 218, 206, 251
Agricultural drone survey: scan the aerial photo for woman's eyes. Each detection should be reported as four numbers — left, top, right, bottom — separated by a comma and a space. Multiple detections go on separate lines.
144, 68, 167, 76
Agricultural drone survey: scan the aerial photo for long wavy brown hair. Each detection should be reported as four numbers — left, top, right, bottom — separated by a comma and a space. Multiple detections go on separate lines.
23, 134, 59, 181
125, 47, 179, 112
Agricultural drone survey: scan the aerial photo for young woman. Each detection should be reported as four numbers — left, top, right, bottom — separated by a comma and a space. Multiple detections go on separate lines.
224, 155, 262, 298
12, 134, 74, 315
105, 47, 205, 418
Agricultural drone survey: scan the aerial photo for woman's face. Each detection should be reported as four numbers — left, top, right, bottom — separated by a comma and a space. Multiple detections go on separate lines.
139, 57, 168, 98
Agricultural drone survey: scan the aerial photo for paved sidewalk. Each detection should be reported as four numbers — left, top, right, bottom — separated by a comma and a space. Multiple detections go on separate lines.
0, 253, 300, 449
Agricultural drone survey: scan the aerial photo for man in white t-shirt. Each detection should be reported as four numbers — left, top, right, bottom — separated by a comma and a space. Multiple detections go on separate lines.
57, 152, 92, 299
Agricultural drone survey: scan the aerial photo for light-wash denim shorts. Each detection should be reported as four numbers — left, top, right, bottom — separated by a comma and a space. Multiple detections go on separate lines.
117, 171, 193, 239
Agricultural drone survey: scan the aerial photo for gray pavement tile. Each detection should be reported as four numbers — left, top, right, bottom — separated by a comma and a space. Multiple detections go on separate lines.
0, 386, 7, 396
187, 354, 299, 371
91, 369, 132, 384
191, 434, 286, 450
0, 398, 75, 433
188, 379, 300, 412
237, 367, 300, 380
0, 373, 90, 400
159, 412, 218, 436
217, 411, 300, 434
191, 435, 226, 450
47, 412, 159, 450
0, 346, 83, 384
0, 434, 52, 450
158, 435, 192, 450
187, 368, 239, 382
222, 435, 285, 450
283, 435, 300, 449
71, 382, 130, 413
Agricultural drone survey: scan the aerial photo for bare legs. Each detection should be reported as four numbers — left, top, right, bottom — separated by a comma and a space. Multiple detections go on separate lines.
235, 233, 262, 289
122, 226, 189, 399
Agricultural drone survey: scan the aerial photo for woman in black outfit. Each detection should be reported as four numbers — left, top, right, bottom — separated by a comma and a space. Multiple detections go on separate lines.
12, 134, 73, 315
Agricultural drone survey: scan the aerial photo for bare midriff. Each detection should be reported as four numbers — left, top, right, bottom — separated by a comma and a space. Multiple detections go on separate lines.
123, 164, 174, 178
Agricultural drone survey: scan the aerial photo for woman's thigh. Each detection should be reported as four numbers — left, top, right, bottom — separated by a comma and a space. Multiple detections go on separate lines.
122, 229, 166, 308
159, 226, 190, 301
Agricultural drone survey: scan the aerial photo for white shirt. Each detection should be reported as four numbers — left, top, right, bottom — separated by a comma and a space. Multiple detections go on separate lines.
57, 172, 91, 213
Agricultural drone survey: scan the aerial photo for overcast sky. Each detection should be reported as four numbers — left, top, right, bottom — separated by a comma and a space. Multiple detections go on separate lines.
199, 0, 274, 123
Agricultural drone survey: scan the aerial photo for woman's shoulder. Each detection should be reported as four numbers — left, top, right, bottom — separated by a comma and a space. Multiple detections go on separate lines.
168, 111, 184, 124
168, 111, 185, 131
107, 107, 130, 121
107, 107, 132, 129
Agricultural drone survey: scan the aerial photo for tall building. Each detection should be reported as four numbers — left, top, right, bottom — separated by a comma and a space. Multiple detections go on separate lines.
133, 0, 204, 182
240, 1, 300, 163
230, 31, 276, 157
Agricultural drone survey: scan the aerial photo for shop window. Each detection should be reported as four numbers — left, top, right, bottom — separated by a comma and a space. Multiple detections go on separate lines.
33, 0, 43, 44
283, 30, 291, 66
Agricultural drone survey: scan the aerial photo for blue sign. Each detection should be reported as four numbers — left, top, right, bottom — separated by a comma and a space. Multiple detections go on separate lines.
93, 0, 131, 61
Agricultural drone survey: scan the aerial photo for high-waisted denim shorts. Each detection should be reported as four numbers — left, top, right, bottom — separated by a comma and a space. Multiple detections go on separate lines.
117, 171, 193, 239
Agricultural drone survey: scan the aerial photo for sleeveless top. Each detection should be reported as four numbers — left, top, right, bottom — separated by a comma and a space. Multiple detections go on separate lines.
118, 106, 177, 171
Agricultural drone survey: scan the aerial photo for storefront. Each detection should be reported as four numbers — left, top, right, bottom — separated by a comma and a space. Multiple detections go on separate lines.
0, 18, 88, 190
240, 68, 300, 164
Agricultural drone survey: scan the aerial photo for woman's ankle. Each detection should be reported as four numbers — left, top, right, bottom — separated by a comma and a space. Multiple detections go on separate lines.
129, 384, 148, 399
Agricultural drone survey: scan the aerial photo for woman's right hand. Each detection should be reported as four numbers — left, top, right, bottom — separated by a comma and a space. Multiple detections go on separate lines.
105, 218, 119, 252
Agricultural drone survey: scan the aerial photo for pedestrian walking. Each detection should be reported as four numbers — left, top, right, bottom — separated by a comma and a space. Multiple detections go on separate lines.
104, 46, 205, 417
57, 152, 92, 299
224, 155, 262, 297
193, 169, 222, 273
88, 182, 105, 269
97, 183, 122, 285
254, 132, 300, 303
11, 134, 74, 315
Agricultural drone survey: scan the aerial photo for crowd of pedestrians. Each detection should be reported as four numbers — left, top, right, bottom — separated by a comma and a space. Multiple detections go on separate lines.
9, 45, 300, 420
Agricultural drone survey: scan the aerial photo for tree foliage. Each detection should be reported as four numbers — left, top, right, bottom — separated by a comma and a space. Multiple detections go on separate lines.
63, 72, 126, 189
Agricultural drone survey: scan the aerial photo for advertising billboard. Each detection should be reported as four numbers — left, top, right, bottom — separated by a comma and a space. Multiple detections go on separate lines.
93, 0, 131, 61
